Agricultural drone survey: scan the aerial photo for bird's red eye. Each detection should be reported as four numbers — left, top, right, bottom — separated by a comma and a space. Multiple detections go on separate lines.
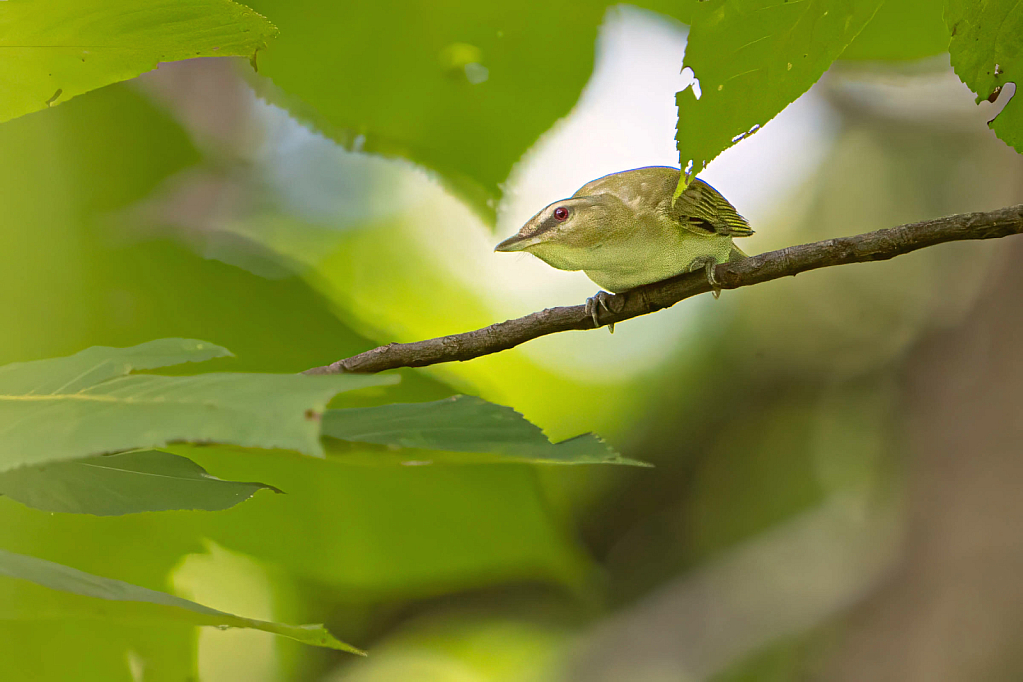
553, 206, 569, 221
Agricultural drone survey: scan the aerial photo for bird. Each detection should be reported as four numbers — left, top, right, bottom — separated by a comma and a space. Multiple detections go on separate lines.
494, 166, 752, 331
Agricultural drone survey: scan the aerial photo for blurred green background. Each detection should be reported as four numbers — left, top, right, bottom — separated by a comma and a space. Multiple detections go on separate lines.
2, 2, 1022, 681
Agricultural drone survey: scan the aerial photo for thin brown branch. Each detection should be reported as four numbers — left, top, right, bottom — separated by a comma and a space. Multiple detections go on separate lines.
305, 204, 1023, 375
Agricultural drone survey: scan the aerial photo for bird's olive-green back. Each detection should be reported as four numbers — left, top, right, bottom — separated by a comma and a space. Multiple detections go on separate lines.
573, 166, 752, 238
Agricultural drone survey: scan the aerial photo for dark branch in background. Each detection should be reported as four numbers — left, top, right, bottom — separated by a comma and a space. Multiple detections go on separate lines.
305, 204, 1023, 375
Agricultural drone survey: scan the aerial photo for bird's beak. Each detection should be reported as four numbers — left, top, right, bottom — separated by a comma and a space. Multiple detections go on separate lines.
494, 233, 532, 252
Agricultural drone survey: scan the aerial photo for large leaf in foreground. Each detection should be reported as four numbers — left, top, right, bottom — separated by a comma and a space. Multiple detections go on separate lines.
0, 339, 394, 472
676, 0, 883, 193
0, 450, 281, 515
946, 0, 1023, 154
323, 395, 648, 466
0, 548, 362, 653
0, 0, 278, 124
244, 0, 696, 220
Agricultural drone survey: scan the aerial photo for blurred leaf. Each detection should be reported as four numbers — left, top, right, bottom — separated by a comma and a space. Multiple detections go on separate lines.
0, 338, 396, 472
332, 612, 569, 682
840, 0, 949, 61
0, 41, 596, 670
686, 402, 827, 561
0, 620, 194, 682
0, 547, 363, 653
946, 0, 1023, 154
712, 626, 832, 682
676, 0, 883, 192
0, 83, 453, 678
0, 0, 277, 124
323, 395, 649, 466
0, 85, 219, 682
1, 81, 569, 630
179, 445, 595, 597
0, 449, 281, 515
0, 492, 210, 680
0, 74, 447, 394
243, 0, 695, 221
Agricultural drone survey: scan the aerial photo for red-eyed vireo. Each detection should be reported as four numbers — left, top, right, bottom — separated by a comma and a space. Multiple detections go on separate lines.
495, 166, 752, 330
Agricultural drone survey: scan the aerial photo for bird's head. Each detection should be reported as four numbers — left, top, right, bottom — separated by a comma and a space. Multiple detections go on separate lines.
494, 194, 626, 271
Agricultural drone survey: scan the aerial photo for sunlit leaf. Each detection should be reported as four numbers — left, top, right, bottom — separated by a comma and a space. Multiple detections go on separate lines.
0, 0, 278, 124
676, 0, 884, 194
0, 450, 281, 515
0, 548, 363, 653
0, 338, 395, 472
946, 0, 1023, 154
323, 395, 649, 466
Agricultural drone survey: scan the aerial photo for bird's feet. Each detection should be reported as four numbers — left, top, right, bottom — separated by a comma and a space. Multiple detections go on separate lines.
690, 257, 723, 299
585, 290, 616, 333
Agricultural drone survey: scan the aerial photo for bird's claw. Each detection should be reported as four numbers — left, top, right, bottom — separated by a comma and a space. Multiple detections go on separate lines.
690, 257, 722, 298
585, 290, 616, 333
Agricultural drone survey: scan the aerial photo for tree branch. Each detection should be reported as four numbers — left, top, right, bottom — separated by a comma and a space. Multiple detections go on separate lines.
304, 204, 1023, 375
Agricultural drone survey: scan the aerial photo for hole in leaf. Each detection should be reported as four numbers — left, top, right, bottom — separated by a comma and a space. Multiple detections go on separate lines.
986, 81, 1016, 123
687, 73, 702, 100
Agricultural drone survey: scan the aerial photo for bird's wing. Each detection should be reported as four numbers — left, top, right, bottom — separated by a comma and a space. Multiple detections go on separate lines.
575, 169, 752, 238
672, 179, 753, 237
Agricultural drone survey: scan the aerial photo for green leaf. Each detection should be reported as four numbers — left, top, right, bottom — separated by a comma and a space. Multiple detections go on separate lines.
322, 395, 649, 466
0, 83, 461, 679
0, 449, 281, 515
0, 337, 232, 392
840, 0, 949, 61
0, 0, 278, 124
181, 445, 597, 596
0, 620, 194, 682
946, 0, 1023, 154
243, 0, 696, 221
0, 339, 395, 472
676, 0, 884, 193
0, 547, 363, 654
